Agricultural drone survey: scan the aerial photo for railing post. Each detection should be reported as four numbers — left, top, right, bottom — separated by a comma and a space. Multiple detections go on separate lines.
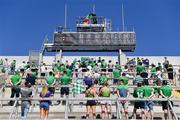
0, 85, 5, 107
9, 100, 17, 120
116, 99, 121, 120
168, 100, 178, 120
65, 96, 69, 119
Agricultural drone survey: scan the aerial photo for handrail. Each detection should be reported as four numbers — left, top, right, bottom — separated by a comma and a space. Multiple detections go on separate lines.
168, 100, 178, 120
0, 97, 180, 102
0, 97, 178, 120
8, 100, 18, 120
4, 84, 179, 89
0, 84, 5, 107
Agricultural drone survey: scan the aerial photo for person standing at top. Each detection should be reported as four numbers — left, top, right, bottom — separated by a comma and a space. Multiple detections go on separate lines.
163, 57, 169, 71
167, 64, 174, 85
10, 60, 16, 74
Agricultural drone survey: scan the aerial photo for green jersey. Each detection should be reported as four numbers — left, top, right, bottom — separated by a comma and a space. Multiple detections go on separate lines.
115, 64, 121, 69
53, 66, 59, 72
113, 69, 121, 79
60, 75, 71, 85
11, 61, 16, 67
31, 71, 37, 77
66, 68, 72, 77
143, 86, 153, 97
46, 75, 55, 85
101, 61, 107, 68
120, 77, 129, 85
160, 85, 172, 97
100, 87, 110, 97
99, 75, 108, 85
133, 87, 144, 98
11, 74, 21, 85
59, 65, 65, 72
117, 85, 128, 97
117, 85, 128, 91
151, 67, 156, 72
136, 65, 144, 73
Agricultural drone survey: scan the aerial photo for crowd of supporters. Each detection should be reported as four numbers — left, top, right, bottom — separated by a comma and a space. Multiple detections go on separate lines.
0, 56, 179, 120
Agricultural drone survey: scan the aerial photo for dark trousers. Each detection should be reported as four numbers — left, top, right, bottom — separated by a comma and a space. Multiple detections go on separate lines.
9, 86, 20, 105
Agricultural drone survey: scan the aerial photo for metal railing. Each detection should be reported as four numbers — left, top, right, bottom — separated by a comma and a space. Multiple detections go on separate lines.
0, 97, 178, 120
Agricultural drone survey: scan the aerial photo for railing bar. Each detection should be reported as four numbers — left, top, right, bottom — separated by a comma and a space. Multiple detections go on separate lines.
168, 100, 178, 120
8, 100, 17, 120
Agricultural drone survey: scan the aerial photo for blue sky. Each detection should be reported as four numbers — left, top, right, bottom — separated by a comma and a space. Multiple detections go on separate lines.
0, 0, 180, 56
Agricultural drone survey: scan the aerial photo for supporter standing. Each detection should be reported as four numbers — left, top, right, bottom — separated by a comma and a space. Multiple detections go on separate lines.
133, 82, 146, 120
108, 60, 114, 79
8, 71, 21, 105
163, 57, 169, 71
21, 81, 32, 120
167, 64, 174, 85
117, 80, 129, 120
99, 73, 108, 85
120, 73, 129, 85
99, 82, 111, 119
101, 59, 107, 72
85, 84, 97, 119
72, 78, 85, 97
10, 60, 16, 74
4, 58, 9, 66
92, 70, 100, 84
160, 80, 174, 120
143, 79, 154, 120
83, 75, 93, 86
113, 66, 121, 85
60, 71, 72, 98
45, 71, 56, 94
136, 62, 144, 74
39, 86, 53, 120
25, 73, 37, 86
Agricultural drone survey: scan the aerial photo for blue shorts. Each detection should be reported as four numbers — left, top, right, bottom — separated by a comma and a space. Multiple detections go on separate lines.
40, 102, 50, 110
145, 101, 154, 111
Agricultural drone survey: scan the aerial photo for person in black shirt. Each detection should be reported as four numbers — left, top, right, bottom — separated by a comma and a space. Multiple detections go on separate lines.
167, 64, 174, 84
25, 73, 37, 85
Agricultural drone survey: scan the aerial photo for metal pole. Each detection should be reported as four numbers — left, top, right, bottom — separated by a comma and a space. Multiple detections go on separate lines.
122, 3, 125, 32
9, 100, 17, 120
118, 49, 122, 65
65, 96, 69, 119
93, 4, 96, 13
65, 3, 67, 31
59, 49, 63, 63
116, 99, 121, 119
0, 85, 5, 107
168, 100, 178, 120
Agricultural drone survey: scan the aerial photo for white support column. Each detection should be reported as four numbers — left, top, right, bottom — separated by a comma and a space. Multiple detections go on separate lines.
118, 49, 122, 65
55, 49, 63, 63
